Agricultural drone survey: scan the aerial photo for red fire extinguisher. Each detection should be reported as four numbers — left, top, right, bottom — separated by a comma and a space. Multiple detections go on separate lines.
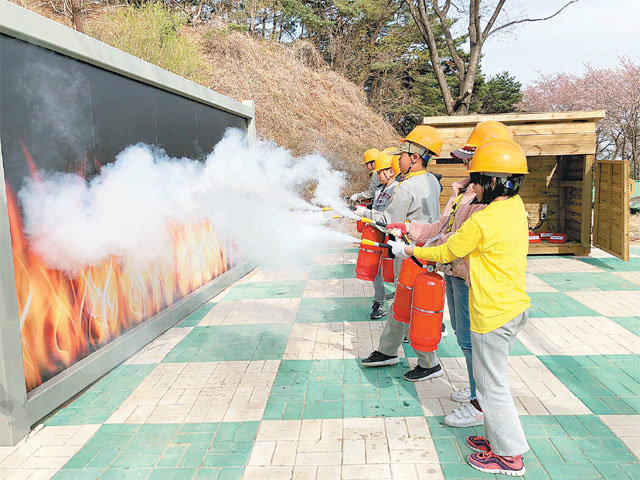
392, 257, 430, 323
381, 235, 395, 283
355, 224, 384, 281
409, 268, 446, 352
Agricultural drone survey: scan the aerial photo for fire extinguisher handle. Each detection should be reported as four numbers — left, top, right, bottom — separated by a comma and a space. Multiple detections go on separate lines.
400, 234, 427, 268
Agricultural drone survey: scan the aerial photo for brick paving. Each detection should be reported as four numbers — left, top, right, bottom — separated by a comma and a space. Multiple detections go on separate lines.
1, 247, 640, 479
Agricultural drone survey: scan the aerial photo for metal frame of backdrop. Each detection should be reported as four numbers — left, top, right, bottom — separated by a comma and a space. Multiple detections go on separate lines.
0, 0, 256, 446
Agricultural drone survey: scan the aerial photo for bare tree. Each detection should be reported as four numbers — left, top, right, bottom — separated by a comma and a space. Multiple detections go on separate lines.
405, 0, 579, 115
70, 0, 84, 33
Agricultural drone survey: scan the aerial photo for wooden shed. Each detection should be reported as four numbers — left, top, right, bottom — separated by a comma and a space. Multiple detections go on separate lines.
424, 111, 632, 260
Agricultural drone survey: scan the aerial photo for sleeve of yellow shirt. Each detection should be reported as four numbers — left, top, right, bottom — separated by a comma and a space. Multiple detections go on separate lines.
413, 216, 482, 263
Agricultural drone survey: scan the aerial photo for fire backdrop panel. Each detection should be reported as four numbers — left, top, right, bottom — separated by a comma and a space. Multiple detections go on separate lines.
0, 1, 255, 445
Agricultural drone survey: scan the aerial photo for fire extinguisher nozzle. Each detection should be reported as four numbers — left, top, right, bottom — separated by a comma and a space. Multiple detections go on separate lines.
361, 239, 391, 249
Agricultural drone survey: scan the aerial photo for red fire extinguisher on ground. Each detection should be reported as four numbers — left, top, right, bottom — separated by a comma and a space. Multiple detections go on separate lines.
355, 224, 384, 281
409, 267, 446, 352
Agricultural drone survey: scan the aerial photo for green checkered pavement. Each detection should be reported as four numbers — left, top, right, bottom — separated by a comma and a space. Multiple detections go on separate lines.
264, 359, 423, 420
428, 415, 639, 479
54, 422, 258, 479
18, 246, 639, 479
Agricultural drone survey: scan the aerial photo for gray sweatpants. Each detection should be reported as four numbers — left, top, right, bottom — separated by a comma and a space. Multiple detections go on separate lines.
471, 309, 530, 457
377, 256, 440, 369
373, 270, 386, 304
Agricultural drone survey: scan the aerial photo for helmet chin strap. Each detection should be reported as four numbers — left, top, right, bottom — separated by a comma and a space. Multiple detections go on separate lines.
403, 153, 421, 174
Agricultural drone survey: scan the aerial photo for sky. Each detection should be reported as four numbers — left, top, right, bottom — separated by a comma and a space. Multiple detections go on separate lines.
480, 0, 640, 86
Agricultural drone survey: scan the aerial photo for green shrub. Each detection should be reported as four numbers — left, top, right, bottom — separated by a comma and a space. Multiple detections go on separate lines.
88, 3, 207, 83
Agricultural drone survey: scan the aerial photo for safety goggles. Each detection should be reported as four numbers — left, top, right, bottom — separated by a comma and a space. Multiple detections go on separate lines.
390, 142, 432, 162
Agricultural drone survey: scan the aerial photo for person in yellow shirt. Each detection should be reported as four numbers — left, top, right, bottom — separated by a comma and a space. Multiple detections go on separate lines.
389, 139, 530, 477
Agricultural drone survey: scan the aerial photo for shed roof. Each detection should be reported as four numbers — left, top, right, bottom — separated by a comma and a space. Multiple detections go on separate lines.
423, 110, 605, 157
423, 110, 605, 127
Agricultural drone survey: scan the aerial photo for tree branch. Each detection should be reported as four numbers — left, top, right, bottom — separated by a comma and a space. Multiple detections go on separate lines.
488, 0, 579, 38
432, 0, 464, 78
481, 0, 506, 41
405, 0, 456, 114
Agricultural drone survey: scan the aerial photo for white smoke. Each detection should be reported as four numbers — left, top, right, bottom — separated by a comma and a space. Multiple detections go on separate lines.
18, 128, 359, 273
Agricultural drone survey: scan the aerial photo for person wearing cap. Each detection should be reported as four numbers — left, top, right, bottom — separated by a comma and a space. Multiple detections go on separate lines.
357, 125, 445, 383
367, 151, 401, 319
349, 149, 381, 205
386, 121, 514, 428
388, 139, 531, 477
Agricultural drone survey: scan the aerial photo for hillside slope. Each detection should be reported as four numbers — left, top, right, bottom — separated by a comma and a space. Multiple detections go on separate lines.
198, 30, 399, 187
9, 1, 399, 191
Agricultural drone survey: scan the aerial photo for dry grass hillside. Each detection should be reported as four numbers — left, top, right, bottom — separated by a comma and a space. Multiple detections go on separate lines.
198, 30, 399, 188
9, 1, 399, 192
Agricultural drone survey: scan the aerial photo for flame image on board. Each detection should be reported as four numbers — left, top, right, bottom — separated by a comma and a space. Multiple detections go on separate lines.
7, 146, 233, 392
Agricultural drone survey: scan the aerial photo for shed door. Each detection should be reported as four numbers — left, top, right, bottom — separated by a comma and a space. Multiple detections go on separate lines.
593, 160, 630, 261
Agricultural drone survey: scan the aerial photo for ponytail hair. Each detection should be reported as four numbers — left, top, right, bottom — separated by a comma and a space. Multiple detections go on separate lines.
470, 172, 524, 205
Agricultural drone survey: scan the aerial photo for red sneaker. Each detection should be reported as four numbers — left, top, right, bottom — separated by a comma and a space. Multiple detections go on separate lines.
467, 451, 525, 476
466, 435, 491, 453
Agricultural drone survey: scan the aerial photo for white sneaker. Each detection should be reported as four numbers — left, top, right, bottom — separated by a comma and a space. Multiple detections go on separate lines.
444, 403, 484, 428
450, 387, 471, 403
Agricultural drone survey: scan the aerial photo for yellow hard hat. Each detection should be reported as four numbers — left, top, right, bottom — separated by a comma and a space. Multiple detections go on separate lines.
467, 121, 513, 148
381, 147, 401, 176
362, 148, 380, 165
451, 121, 513, 160
391, 155, 401, 176
469, 140, 528, 175
373, 151, 393, 172
401, 125, 443, 156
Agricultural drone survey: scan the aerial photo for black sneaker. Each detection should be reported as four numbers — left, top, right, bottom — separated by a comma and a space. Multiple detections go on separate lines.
370, 302, 387, 319
441, 323, 448, 338
403, 364, 444, 382
403, 337, 409, 343
361, 351, 399, 367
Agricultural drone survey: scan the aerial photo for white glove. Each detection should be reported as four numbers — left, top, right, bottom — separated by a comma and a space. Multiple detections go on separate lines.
349, 193, 360, 204
388, 240, 410, 260
354, 206, 368, 217
388, 228, 403, 239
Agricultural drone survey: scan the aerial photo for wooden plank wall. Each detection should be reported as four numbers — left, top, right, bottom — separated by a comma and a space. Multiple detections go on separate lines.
518, 156, 561, 231
432, 121, 597, 158
562, 155, 585, 241
593, 161, 630, 259
429, 156, 577, 235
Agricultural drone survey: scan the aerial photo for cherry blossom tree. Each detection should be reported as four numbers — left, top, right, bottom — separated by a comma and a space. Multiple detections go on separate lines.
520, 57, 640, 179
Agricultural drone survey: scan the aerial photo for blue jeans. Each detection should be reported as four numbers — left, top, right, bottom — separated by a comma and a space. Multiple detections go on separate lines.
445, 275, 475, 399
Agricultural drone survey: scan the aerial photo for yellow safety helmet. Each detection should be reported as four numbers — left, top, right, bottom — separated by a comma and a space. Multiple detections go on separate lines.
362, 148, 380, 165
398, 125, 443, 157
469, 140, 529, 175
391, 155, 401, 176
381, 147, 401, 176
451, 121, 513, 160
373, 151, 393, 172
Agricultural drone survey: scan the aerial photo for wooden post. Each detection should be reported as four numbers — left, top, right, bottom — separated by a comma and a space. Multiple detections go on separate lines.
582, 154, 595, 249
557, 156, 567, 233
